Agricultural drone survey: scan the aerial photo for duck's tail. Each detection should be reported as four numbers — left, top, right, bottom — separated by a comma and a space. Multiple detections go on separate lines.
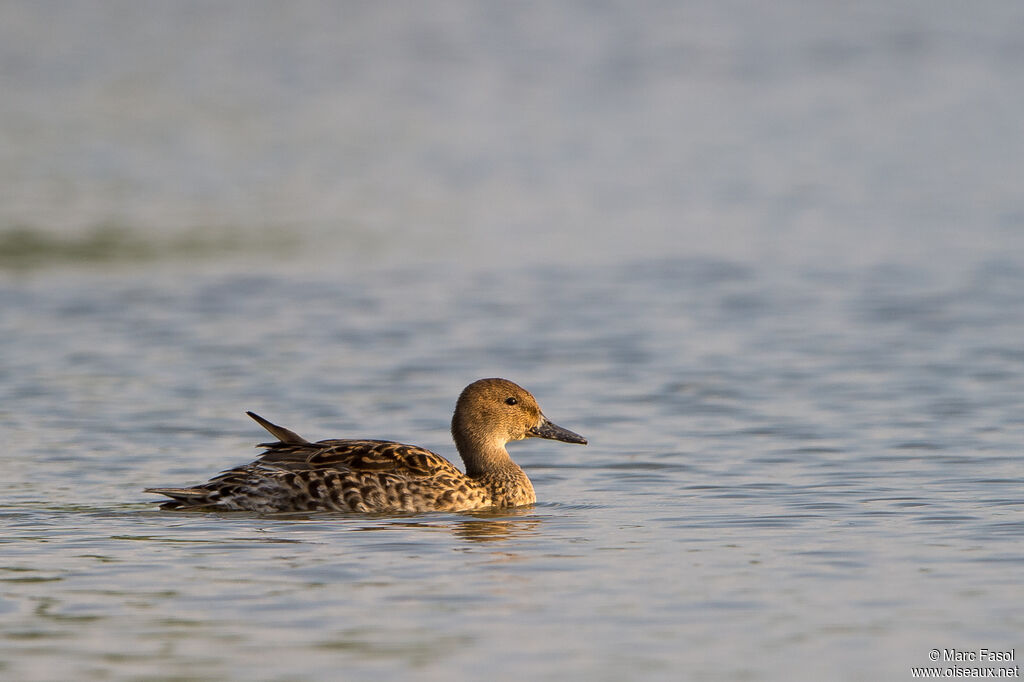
144, 487, 219, 510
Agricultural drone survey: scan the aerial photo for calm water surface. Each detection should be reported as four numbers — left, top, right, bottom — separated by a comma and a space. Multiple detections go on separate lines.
2, 259, 1022, 681
2, 1, 1024, 681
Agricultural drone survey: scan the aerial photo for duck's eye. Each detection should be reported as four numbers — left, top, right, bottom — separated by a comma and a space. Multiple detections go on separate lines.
505, 397, 518, 405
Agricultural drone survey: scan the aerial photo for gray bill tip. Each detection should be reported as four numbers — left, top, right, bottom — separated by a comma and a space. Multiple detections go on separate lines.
530, 417, 588, 445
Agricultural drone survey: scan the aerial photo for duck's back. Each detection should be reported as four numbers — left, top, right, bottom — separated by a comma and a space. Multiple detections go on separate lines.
149, 438, 491, 513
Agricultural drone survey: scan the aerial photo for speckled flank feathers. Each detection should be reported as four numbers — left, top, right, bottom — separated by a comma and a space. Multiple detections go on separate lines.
146, 378, 587, 513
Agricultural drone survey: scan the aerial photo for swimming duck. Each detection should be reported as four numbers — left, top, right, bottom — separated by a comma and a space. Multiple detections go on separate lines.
146, 378, 587, 512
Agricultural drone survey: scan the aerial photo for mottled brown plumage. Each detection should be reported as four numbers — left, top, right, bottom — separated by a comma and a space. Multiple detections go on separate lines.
146, 378, 586, 513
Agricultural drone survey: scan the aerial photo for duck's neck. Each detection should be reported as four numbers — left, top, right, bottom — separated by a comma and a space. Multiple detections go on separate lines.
453, 430, 519, 478
453, 430, 535, 506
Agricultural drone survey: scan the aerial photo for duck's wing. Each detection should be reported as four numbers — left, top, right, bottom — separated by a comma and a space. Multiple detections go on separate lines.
246, 411, 464, 477
246, 411, 308, 444
243, 411, 458, 476
256, 438, 462, 478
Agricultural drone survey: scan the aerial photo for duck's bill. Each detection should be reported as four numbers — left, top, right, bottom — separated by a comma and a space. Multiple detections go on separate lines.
529, 417, 587, 444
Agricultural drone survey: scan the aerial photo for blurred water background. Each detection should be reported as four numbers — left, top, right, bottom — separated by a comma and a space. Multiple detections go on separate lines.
1, 2, 1023, 680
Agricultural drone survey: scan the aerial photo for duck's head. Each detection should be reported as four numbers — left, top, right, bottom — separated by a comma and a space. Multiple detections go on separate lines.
451, 378, 587, 468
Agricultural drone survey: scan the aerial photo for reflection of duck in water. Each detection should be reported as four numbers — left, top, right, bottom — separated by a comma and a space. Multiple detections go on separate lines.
451, 514, 544, 543
147, 378, 586, 513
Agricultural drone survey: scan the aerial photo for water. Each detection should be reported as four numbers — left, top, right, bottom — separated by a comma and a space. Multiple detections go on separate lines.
2, 2, 1023, 681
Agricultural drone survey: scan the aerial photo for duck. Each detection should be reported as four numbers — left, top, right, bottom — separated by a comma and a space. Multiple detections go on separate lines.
145, 378, 587, 513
